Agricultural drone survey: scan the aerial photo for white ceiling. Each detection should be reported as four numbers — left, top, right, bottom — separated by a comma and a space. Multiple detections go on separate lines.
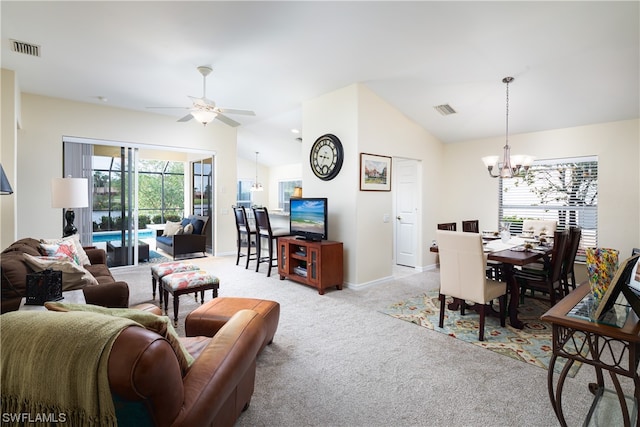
2, 1, 638, 167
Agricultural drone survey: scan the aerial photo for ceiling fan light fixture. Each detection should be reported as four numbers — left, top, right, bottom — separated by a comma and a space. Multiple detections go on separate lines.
191, 109, 218, 126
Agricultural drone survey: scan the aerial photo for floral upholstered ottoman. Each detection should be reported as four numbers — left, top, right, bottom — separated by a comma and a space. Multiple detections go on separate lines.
161, 270, 219, 325
150, 261, 201, 305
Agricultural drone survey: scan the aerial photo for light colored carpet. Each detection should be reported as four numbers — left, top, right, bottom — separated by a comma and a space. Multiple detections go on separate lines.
113, 255, 606, 427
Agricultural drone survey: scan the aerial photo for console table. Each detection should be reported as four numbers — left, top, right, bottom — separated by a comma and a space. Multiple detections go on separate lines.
277, 236, 343, 295
541, 282, 640, 426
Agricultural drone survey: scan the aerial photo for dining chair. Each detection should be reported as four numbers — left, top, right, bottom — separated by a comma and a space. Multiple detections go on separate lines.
461, 220, 479, 233
232, 206, 257, 269
561, 226, 582, 295
515, 229, 569, 305
437, 222, 457, 231
253, 207, 291, 277
436, 230, 507, 341
521, 219, 557, 237
462, 219, 502, 280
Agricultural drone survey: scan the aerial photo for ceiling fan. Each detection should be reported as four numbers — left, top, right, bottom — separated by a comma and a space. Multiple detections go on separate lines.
148, 65, 255, 127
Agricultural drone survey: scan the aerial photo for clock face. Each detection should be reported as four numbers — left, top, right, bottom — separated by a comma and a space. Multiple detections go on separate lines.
310, 134, 344, 181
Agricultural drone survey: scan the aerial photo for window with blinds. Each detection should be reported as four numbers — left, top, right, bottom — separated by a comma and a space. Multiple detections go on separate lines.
499, 156, 598, 261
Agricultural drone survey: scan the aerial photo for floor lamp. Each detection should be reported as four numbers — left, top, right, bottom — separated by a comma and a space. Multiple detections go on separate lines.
51, 176, 89, 237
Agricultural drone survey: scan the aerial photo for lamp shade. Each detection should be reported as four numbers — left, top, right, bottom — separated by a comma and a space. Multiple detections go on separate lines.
0, 164, 13, 195
51, 177, 89, 208
292, 187, 302, 198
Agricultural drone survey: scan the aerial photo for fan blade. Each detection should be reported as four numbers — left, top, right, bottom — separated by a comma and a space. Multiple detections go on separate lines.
215, 113, 241, 127
177, 114, 194, 122
217, 108, 255, 116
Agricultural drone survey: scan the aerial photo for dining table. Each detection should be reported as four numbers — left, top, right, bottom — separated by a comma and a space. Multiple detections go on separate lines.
430, 234, 553, 329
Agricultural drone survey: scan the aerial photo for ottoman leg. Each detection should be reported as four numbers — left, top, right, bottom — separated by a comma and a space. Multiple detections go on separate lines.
163, 288, 169, 315
152, 276, 157, 300
173, 294, 180, 325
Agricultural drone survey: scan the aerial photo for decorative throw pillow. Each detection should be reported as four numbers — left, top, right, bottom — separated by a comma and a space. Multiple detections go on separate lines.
190, 218, 205, 235
39, 240, 81, 265
41, 235, 91, 266
23, 253, 99, 289
183, 223, 194, 235
163, 221, 184, 237
44, 302, 194, 375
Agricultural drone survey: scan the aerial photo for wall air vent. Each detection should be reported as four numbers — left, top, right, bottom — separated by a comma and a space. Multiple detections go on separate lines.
10, 39, 41, 57
434, 104, 457, 116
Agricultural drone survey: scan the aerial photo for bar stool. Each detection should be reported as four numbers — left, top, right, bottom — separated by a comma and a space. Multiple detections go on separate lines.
253, 207, 290, 277
233, 206, 257, 269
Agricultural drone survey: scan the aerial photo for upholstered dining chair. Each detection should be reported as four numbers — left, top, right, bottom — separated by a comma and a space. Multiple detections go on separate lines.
515, 229, 569, 305
462, 220, 479, 233
233, 206, 257, 269
522, 219, 557, 237
462, 219, 501, 280
561, 226, 582, 295
437, 222, 457, 231
253, 207, 291, 277
436, 230, 507, 341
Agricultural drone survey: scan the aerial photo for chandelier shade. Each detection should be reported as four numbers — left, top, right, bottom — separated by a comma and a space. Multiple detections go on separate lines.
482, 77, 534, 178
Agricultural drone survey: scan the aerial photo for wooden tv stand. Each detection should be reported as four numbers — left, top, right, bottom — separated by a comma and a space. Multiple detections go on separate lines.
277, 236, 343, 295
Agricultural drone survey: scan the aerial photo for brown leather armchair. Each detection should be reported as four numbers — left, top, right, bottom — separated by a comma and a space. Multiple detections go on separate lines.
1, 238, 129, 313
109, 309, 267, 426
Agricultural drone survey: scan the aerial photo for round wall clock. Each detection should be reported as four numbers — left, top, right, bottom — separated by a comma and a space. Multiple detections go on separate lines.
310, 134, 344, 181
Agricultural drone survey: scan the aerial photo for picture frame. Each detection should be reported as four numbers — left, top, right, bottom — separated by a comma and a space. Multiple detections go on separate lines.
360, 153, 392, 191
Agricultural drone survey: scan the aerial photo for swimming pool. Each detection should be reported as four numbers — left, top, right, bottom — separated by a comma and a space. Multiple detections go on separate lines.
92, 229, 155, 243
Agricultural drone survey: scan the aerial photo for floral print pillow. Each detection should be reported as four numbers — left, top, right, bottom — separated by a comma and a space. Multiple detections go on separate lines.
40, 240, 80, 265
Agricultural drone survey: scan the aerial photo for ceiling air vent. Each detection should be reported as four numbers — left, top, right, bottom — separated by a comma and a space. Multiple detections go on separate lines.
10, 39, 41, 57
434, 104, 456, 116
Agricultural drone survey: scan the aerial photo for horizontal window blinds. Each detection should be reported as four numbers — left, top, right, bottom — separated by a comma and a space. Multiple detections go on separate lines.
499, 156, 598, 260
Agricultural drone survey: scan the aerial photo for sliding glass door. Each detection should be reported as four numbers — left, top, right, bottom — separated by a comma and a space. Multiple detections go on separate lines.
90, 146, 140, 267
192, 157, 213, 251
65, 142, 140, 267
65, 138, 213, 264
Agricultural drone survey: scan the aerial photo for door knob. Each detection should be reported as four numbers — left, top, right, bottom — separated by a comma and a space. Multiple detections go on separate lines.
397, 216, 402, 220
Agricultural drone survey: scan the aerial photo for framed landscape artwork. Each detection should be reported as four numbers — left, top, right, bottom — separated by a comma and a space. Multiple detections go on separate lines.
360, 153, 392, 191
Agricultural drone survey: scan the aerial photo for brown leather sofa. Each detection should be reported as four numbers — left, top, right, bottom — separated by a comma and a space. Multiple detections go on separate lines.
1, 238, 129, 313
109, 309, 267, 426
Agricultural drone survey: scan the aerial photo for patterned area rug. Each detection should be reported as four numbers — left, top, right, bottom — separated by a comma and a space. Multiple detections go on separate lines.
381, 291, 584, 377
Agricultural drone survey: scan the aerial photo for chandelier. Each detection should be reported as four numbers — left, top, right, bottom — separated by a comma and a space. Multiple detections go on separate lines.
250, 151, 263, 192
481, 77, 534, 178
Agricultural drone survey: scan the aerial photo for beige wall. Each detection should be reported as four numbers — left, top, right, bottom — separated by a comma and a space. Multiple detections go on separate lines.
303, 84, 444, 286
1, 69, 19, 249
3, 74, 638, 286
5, 92, 239, 255
442, 119, 640, 256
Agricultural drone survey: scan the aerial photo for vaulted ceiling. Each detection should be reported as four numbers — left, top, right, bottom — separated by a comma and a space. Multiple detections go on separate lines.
2, 1, 638, 166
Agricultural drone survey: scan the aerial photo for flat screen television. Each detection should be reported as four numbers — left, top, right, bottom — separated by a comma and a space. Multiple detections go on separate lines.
289, 197, 328, 241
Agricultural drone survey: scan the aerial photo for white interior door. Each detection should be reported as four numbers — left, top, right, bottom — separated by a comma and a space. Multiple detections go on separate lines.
395, 159, 418, 267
